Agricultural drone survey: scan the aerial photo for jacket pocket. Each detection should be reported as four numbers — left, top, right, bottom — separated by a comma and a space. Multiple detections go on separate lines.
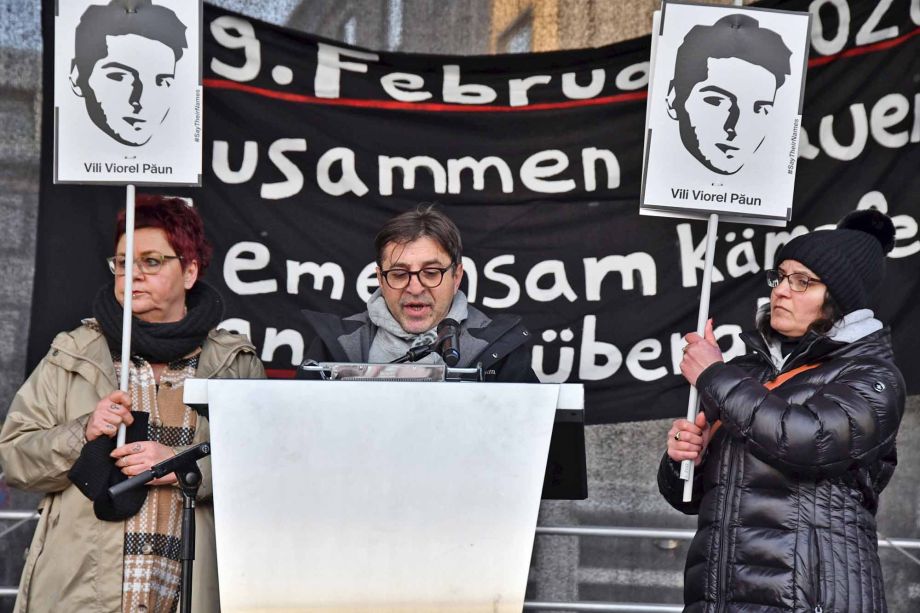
809, 527, 826, 613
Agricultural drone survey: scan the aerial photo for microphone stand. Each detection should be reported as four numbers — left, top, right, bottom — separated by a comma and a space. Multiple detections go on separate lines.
390, 344, 434, 364
109, 442, 211, 613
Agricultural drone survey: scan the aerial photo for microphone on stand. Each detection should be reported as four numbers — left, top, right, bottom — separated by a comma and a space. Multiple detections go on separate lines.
435, 318, 461, 366
390, 318, 462, 365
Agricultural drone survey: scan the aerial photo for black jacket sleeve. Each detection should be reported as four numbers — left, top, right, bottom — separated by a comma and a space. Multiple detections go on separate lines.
695, 359, 905, 478
656, 452, 703, 515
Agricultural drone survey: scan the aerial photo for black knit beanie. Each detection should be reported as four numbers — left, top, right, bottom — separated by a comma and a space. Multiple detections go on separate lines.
775, 209, 896, 314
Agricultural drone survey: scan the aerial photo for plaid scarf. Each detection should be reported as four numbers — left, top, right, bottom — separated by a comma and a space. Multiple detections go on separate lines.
117, 354, 199, 613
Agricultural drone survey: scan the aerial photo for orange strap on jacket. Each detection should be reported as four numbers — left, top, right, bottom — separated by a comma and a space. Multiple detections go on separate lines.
763, 362, 820, 390
710, 363, 820, 436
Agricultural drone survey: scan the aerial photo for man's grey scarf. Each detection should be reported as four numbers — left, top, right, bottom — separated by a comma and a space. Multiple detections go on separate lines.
367, 289, 469, 364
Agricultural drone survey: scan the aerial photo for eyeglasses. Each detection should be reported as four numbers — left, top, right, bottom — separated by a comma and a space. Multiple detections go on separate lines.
766, 269, 823, 292
107, 252, 183, 276
380, 266, 452, 289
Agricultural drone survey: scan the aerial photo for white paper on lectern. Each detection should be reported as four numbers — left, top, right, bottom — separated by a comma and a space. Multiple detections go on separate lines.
204, 380, 561, 613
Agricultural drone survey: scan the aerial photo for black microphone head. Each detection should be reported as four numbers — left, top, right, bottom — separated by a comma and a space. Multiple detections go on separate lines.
438, 318, 461, 332
435, 319, 461, 366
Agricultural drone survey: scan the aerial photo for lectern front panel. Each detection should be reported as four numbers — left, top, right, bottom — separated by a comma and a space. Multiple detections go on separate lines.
205, 380, 560, 613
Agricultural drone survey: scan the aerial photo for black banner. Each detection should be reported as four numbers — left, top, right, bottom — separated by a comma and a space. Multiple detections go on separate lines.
33, 0, 920, 423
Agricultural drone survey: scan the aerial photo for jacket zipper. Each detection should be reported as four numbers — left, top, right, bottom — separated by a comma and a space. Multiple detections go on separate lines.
749, 333, 822, 377
715, 439, 738, 612
810, 527, 825, 613
744, 334, 828, 613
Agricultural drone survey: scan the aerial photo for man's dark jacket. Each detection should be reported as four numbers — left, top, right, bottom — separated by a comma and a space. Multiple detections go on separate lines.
298, 305, 538, 382
658, 325, 904, 613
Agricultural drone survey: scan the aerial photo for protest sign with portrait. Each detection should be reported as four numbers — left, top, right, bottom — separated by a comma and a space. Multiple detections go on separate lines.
641, 2, 811, 226
54, 0, 202, 185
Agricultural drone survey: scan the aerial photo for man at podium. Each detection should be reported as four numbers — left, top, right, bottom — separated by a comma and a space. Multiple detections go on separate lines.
299, 205, 538, 382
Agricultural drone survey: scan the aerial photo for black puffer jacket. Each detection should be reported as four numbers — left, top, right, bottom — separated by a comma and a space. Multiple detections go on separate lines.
659, 317, 905, 612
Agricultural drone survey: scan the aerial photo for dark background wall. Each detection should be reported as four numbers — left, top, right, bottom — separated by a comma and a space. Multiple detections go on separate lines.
1, 0, 918, 610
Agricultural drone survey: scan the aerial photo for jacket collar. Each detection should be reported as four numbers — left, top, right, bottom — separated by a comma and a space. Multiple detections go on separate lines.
825, 309, 883, 343
302, 305, 529, 369
743, 305, 893, 371
47, 322, 254, 389
196, 328, 258, 378
301, 310, 374, 363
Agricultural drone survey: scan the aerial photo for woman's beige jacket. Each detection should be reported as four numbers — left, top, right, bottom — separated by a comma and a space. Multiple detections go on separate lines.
0, 322, 264, 613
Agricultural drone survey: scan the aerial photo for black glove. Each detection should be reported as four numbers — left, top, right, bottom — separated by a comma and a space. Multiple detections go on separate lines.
68, 411, 150, 521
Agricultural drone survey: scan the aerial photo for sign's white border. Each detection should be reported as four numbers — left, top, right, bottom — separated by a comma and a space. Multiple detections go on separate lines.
640, 2, 811, 227
54, 0, 202, 185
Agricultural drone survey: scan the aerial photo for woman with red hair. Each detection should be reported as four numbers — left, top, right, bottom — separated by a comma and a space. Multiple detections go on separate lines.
1, 194, 264, 612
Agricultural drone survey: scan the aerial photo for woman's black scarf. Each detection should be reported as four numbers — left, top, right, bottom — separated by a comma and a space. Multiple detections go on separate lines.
93, 281, 223, 363
72, 282, 222, 521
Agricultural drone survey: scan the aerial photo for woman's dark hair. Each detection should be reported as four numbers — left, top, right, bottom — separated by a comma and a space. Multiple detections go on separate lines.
760, 291, 845, 340
806, 291, 845, 335
115, 194, 212, 273
374, 204, 462, 267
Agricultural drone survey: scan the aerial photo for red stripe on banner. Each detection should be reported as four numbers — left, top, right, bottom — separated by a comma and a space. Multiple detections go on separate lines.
808, 26, 920, 68
203, 26, 919, 110
203, 78, 648, 111
266, 368, 298, 379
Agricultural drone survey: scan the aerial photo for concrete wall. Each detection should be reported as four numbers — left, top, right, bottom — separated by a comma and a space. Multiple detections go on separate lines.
1, 1, 918, 611
287, 0, 493, 55
0, 0, 42, 604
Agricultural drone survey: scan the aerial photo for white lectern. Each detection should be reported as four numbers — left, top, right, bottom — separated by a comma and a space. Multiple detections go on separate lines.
184, 379, 582, 613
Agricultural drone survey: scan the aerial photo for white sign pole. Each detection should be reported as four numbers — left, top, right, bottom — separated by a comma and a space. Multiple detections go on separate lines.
680, 213, 719, 501
641, 0, 807, 502
116, 184, 136, 448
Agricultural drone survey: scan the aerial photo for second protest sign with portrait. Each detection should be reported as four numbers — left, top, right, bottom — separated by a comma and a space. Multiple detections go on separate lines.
640, 2, 811, 226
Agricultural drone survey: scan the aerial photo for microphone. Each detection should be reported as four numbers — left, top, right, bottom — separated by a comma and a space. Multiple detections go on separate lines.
108, 442, 211, 499
388, 319, 461, 365
435, 318, 461, 366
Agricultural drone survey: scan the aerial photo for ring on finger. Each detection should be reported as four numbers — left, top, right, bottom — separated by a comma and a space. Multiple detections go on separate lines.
106, 423, 116, 431
674, 431, 681, 442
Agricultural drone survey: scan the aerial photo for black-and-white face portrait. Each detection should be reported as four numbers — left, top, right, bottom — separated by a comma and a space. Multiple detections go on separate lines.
665, 14, 792, 175
68, 0, 188, 147
640, 4, 810, 226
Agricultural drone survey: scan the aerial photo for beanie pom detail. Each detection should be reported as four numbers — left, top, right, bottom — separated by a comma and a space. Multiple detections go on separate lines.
838, 208, 896, 254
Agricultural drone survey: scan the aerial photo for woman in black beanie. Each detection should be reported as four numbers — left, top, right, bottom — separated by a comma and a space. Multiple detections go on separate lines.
658, 209, 905, 612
